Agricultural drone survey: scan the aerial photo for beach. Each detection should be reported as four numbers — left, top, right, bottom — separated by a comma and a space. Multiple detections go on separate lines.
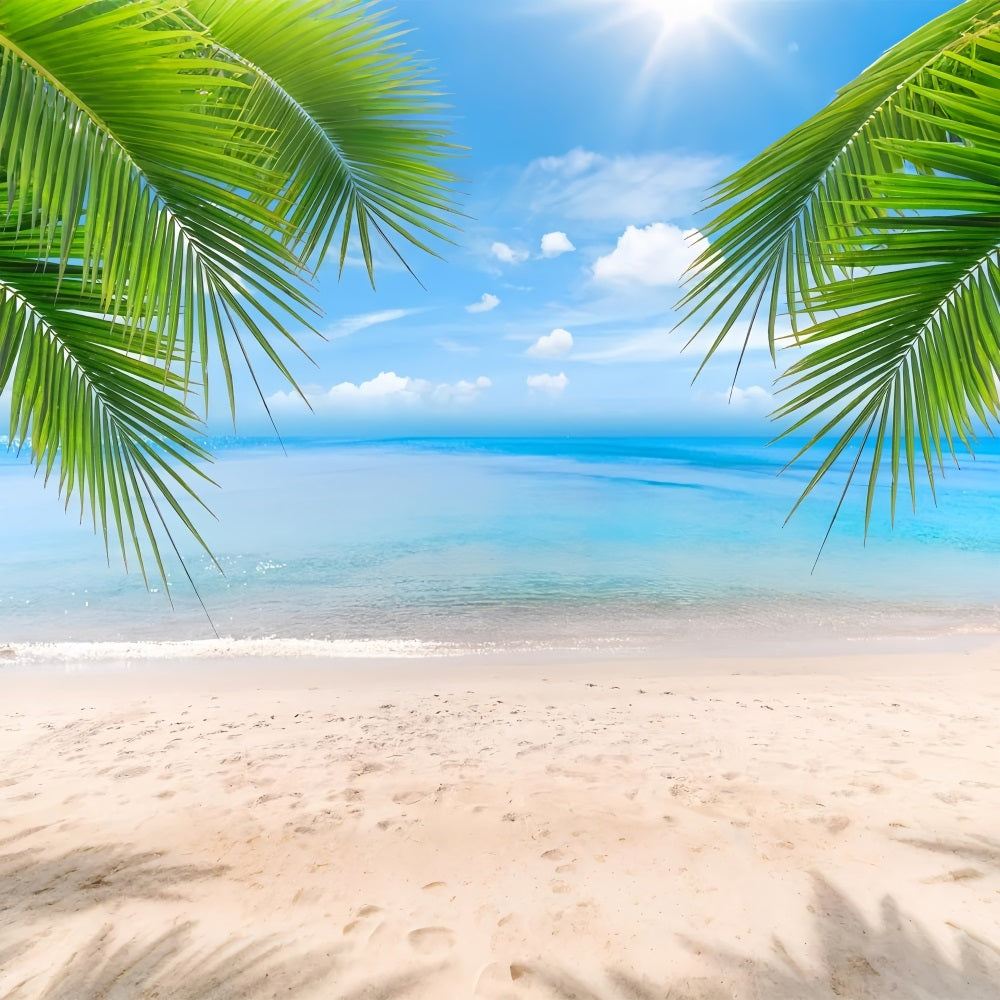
2, 636, 998, 999
7, 0, 1000, 995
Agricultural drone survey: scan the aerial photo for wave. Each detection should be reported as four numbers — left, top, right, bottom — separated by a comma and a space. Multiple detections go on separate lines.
2, 637, 462, 664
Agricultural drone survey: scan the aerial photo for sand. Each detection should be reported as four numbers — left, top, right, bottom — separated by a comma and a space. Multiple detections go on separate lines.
0, 637, 998, 999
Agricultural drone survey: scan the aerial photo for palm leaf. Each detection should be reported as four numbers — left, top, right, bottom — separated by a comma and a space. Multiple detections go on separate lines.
775, 43, 1000, 531
0, 0, 316, 413
680, 0, 1000, 362
683, 3, 1000, 537
187, 0, 461, 283
0, 248, 215, 588
0, 0, 459, 592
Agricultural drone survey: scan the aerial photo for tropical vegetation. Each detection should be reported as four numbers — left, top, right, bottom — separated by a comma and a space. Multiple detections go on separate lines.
0, 0, 456, 589
682, 0, 1000, 541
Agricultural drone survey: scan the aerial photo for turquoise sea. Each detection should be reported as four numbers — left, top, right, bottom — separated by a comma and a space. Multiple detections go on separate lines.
2, 435, 999, 655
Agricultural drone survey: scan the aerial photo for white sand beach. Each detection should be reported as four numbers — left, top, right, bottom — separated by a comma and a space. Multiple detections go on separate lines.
1, 637, 998, 999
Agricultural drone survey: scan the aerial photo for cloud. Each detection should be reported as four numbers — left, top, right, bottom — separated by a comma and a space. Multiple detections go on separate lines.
491, 241, 530, 264
592, 223, 702, 287
466, 292, 500, 313
433, 376, 492, 404
540, 231, 575, 258
268, 372, 492, 410
527, 372, 569, 394
327, 371, 426, 403
325, 308, 422, 339
699, 384, 773, 412
522, 148, 728, 225
729, 385, 772, 407
534, 148, 600, 176
527, 328, 574, 358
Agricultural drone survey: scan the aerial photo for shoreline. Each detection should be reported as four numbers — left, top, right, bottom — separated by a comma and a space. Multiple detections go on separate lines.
2, 623, 998, 672
2, 640, 999, 998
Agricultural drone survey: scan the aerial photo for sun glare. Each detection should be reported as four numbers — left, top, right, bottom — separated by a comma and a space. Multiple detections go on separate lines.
625, 0, 729, 31
568, 0, 758, 94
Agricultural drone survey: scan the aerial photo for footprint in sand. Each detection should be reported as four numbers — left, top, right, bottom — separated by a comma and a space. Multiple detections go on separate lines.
473, 962, 515, 995
408, 926, 455, 956
935, 790, 973, 805
113, 766, 150, 779
352, 761, 385, 778
343, 904, 383, 938
393, 790, 427, 805
810, 814, 851, 833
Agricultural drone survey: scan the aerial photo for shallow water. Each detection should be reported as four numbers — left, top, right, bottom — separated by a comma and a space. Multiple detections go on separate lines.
2, 436, 999, 653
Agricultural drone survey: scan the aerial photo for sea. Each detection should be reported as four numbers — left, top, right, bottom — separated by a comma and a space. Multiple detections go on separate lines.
2, 435, 1000, 660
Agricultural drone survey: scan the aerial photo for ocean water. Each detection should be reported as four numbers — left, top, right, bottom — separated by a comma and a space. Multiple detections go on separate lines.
2, 435, 999, 656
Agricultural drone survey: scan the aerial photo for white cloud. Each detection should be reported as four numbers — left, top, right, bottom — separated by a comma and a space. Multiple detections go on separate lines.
522, 148, 728, 224
466, 292, 500, 313
527, 372, 569, 394
540, 231, 575, 258
325, 308, 422, 339
592, 223, 702, 287
328, 371, 426, 403
527, 328, 574, 359
729, 385, 772, 407
699, 385, 773, 412
433, 376, 492, 404
534, 148, 600, 176
268, 372, 492, 410
491, 241, 530, 264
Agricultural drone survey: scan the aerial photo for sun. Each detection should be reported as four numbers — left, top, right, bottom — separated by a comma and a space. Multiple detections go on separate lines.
569, 0, 756, 93
622, 0, 731, 31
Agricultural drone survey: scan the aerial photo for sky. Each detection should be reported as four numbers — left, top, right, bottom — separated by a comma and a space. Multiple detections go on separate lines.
233, 0, 957, 438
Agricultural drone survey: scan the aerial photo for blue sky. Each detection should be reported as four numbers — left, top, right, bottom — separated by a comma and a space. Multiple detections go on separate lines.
241, 0, 957, 438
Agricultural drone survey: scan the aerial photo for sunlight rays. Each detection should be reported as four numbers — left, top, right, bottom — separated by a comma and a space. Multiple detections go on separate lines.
564, 0, 762, 95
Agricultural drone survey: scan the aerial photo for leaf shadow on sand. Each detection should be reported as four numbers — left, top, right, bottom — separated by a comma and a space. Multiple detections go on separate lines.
0, 835, 436, 1000
511, 963, 730, 1000
4, 919, 434, 1000
696, 874, 1000, 1000
14, 923, 344, 1000
0, 841, 229, 921
895, 833, 1000, 873
516, 874, 1000, 1000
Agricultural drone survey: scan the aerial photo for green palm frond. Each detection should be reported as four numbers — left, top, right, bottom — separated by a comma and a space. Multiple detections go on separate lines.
0, 255, 214, 590
0, 0, 315, 410
0, 0, 459, 592
680, 0, 1000, 361
683, 2, 1000, 537
778, 42, 1000, 526
187, 0, 461, 283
